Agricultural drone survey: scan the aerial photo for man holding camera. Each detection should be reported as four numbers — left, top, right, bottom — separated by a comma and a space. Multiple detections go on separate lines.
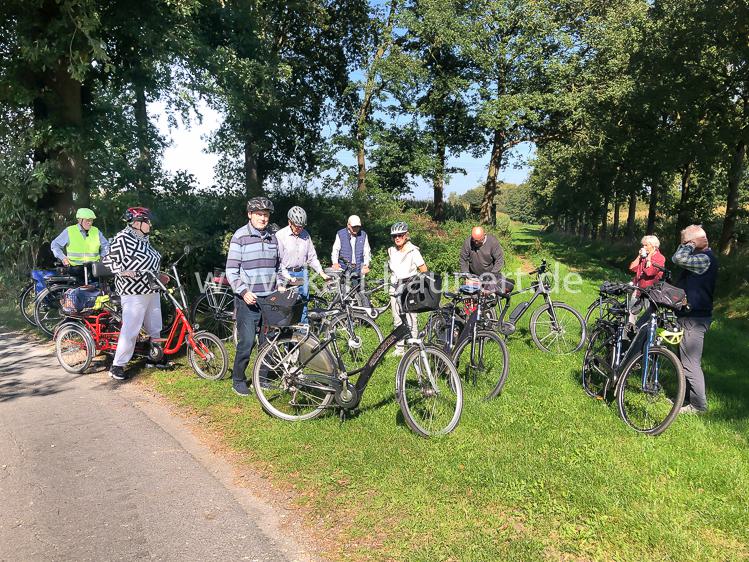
671, 224, 718, 415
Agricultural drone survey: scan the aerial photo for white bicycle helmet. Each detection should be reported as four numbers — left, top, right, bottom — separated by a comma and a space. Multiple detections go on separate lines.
390, 221, 409, 236
288, 206, 307, 227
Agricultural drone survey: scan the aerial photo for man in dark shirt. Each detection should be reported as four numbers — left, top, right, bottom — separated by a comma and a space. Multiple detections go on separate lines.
671, 224, 718, 415
459, 226, 505, 288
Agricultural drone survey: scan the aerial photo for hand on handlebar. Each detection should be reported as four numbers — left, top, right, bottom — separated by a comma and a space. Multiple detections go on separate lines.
62, 257, 71, 267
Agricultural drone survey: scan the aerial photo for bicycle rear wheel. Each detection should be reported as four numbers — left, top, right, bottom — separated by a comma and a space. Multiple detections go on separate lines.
19, 282, 37, 326
530, 301, 586, 354
582, 325, 615, 399
584, 297, 620, 337
452, 330, 509, 400
55, 322, 95, 373
396, 346, 463, 437
34, 284, 72, 337
252, 335, 336, 421
616, 346, 685, 435
327, 312, 383, 371
189, 290, 235, 341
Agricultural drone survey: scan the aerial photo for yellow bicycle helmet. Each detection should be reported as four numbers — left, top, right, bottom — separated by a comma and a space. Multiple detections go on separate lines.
657, 326, 684, 345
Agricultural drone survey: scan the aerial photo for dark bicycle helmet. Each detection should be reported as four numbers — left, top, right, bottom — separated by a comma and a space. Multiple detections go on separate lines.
247, 196, 274, 213
287, 206, 307, 227
122, 207, 152, 223
390, 221, 409, 235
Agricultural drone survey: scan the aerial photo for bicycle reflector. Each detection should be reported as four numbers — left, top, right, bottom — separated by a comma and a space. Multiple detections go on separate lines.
657, 326, 684, 345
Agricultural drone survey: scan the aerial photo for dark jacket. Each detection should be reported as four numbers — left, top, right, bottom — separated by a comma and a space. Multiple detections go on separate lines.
459, 234, 504, 276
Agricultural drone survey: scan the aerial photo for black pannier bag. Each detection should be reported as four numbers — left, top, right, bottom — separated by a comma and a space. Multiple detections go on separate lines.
399, 272, 443, 313
258, 291, 304, 327
494, 275, 515, 296
648, 281, 689, 312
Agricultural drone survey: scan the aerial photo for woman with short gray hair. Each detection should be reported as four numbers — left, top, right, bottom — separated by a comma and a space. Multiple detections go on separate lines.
629, 234, 665, 289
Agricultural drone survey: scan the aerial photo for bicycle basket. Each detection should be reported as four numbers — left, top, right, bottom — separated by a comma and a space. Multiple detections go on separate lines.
258, 291, 304, 327
399, 272, 443, 313
60, 287, 101, 315
648, 281, 688, 312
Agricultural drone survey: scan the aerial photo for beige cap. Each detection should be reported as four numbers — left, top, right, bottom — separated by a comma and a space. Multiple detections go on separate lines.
348, 215, 362, 227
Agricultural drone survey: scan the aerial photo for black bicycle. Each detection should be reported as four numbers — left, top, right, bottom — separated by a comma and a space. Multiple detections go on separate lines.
582, 281, 686, 435
495, 260, 586, 353
423, 274, 509, 400
251, 274, 463, 437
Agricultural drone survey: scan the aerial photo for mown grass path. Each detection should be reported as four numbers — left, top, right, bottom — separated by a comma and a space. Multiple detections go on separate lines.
65, 224, 749, 560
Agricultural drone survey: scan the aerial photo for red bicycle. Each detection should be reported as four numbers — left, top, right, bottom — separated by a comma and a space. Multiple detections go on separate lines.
53, 247, 229, 380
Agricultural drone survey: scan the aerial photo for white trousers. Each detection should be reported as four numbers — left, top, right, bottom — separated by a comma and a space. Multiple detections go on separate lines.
113, 293, 162, 367
390, 296, 418, 347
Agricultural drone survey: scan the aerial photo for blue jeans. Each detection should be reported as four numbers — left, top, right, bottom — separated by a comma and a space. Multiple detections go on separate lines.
232, 296, 264, 384
288, 269, 309, 324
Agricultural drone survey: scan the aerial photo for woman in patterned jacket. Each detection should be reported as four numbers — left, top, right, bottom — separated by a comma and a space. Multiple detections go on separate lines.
103, 207, 163, 380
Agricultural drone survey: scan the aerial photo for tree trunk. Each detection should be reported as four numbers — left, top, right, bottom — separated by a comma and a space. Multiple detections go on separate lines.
676, 161, 693, 227
355, 0, 398, 192
433, 133, 446, 222
244, 138, 262, 197
612, 193, 621, 239
646, 184, 657, 234
134, 78, 153, 196
600, 192, 609, 239
480, 128, 504, 225
626, 190, 637, 238
719, 137, 746, 255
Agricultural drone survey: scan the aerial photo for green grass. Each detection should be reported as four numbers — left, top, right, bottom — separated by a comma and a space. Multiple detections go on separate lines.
6, 224, 749, 560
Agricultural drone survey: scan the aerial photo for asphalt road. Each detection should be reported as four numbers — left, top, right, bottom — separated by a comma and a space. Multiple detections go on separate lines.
0, 328, 314, 561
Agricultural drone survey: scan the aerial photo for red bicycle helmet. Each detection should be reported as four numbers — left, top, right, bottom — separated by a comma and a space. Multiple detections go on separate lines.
122, 207, 152, 223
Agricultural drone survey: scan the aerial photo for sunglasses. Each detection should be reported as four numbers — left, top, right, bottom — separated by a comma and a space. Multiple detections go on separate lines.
392, 233, 407, 239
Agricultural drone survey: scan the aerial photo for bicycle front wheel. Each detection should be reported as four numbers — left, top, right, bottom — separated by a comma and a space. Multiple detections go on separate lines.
252, 335, 336, 421
452, 330, 509, 400
616, 346, 685, 436
188, 331, 229, 380
530, 301, 586, 354
19, 282, 37, 326
396, 346, 463, 437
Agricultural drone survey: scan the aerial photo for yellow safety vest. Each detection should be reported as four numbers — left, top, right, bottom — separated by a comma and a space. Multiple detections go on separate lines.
66, 225, 101, 265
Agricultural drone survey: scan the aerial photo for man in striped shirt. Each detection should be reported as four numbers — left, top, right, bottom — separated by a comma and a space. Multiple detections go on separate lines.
226, 196, 288, 396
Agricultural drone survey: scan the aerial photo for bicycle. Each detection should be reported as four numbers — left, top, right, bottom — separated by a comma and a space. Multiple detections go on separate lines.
54, 247, 229, 380
251, 273, 463, 437
581, 281, 686, 435
495, 259, 586, 354
423, 273, 509, 400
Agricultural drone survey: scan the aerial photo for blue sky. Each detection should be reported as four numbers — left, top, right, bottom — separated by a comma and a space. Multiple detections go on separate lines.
152, 99, 533, 199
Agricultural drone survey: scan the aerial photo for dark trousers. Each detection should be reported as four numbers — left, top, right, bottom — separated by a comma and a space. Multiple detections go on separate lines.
232, 296, 264, 384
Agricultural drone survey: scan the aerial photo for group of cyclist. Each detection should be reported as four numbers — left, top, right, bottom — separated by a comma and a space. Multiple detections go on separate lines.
49, 201, 717, 415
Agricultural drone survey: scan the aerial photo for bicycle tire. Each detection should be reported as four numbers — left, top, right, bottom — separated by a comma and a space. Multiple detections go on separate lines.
451, 330, 509, 400
252, 334, 336, 421
582, 325, 615, 399
396, 345, 463, 437
188, 331, 229, 380
54, 322, 95, 373
19, 282, 37, 326
616, 345, 685, 436
34, 284, 74, 337
529, 301, 586, 354
326, 311, 383, 371
189, 290, 235, 341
